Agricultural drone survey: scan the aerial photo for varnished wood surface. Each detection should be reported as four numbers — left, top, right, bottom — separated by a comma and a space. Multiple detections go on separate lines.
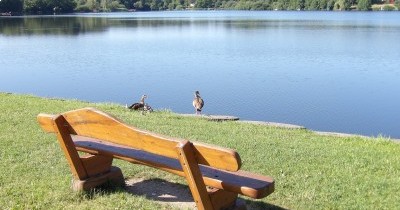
177, 141, 213, 210
52, 115, 88, 180
72, 166, 125, 191
38, 108, 241, 172
80, 154, 113, 177
73, 135, 274, 199
37, 113, 56, 133
207, 187, 238, 210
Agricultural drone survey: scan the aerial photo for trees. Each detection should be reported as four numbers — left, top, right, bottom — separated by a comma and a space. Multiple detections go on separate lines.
0, 0, 24, 13
119, 0, 135, 9
2, 0, 394, 14
24, 0, 76, 14
75, 0, 98, 12
334, 0, 352, 10
287, 0, 305, 10
75, 0, 127, 12
305, 0, 320, 10
195, 0, 214, 8
357, 0, 371, 10
326, 0, 335, 10
54, 0, 77, 12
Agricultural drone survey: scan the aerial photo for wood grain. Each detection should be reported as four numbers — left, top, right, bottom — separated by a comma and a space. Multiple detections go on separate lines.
38, 107, 241, 172
52, 115, 88, 180
177, 141, 213, 210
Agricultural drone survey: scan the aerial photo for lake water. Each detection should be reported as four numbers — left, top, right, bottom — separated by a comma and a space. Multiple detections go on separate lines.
1, 11, 399, 138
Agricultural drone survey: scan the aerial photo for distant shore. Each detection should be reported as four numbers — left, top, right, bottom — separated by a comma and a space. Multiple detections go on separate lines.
1, 3, 398, 17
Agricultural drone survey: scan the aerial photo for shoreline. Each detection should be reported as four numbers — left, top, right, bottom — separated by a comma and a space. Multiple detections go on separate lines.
179, 113, 400, 141
2, 92, 398, 141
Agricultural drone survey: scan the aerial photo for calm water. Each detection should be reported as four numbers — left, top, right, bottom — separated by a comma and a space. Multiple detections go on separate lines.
1, 11, 399, 138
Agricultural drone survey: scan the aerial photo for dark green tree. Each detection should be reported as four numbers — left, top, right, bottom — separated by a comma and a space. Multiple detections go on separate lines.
357, 0, 371, 10
253, 0, 272, 10
24, 0, 76, 13
288, 0, 300, 10
0, 0, 24, 13
133, 0, 147, 10
52, 0, 77, 13
298, 0, 305, 10
149, 0, 163, 10
271, 0, 288, 10
24, 0, 48, 13
310, 0, 320, 9
119, 0, 135, 8
319, 0, 327, 9
195, 0, 213, 8
334, 0, 351, 10
326, 0, 335, 10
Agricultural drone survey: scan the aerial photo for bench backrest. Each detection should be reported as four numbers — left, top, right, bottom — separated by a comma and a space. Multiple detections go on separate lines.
38, 107, 241, 172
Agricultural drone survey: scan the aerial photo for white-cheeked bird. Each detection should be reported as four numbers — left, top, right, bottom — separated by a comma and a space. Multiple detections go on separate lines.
192, 91, 204, 115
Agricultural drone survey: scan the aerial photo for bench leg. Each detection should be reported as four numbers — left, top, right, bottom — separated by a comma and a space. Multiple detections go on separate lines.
207, 187, 247, 210
52, 115, 125, 191
177, 141, 213, 210
72, 166, 125, 191
177, 140, 243, 210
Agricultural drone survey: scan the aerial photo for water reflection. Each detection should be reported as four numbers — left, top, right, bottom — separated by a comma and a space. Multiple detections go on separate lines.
0, 16, 109, 35
1, 12, 400, 36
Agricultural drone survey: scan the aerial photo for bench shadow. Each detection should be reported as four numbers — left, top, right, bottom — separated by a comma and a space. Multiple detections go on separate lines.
125, 178, 193, 203
124, 178, 287, 210
241, 198, 288, 210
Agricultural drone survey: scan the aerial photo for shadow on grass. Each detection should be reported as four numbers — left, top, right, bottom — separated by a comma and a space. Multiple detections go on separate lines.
77, 180, 127, 199
125, 178, 195, 209
242, 198, 288, 210
123, 178, 287, 210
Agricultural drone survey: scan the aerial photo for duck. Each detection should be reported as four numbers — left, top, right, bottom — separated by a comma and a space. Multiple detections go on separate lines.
127, 95, 153, 113
192, 91, 204, 115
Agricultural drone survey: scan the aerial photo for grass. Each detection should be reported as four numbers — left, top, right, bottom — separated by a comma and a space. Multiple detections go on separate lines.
1, 92, 400, 209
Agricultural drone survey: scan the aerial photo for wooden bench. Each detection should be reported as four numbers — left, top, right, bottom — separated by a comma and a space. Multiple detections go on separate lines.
37, 107, 274, 210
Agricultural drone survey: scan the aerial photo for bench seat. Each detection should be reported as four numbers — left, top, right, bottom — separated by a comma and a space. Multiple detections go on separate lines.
73, 135, 274, 199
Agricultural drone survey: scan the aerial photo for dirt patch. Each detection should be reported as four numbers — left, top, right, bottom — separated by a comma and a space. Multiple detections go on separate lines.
125, 178, 196, 209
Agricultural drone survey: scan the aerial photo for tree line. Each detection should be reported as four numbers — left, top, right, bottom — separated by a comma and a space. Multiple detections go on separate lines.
1, 0, 399, 14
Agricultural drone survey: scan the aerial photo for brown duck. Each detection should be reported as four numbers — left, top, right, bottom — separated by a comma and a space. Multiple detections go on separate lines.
127, 95, 153, 112
192, 91, 204, 115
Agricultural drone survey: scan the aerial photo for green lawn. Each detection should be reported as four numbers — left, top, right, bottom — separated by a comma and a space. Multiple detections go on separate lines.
1, 92, 399, 209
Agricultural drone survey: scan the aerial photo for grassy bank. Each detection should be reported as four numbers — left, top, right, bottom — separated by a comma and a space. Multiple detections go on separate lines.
1, 92, 399, 209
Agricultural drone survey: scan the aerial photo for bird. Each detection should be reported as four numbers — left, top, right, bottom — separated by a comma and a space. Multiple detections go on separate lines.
192, 91, 204, 115
127, 95, 153, 113
142, 103, 153, 113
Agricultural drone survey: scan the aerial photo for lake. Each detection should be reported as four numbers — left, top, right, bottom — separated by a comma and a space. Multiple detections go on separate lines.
1, 11, 399, 138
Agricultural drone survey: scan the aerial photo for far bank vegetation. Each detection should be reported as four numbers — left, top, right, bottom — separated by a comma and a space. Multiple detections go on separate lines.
0, 0, 399, 14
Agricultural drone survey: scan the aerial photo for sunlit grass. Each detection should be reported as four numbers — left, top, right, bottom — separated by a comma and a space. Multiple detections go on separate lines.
1, 92, 399, 209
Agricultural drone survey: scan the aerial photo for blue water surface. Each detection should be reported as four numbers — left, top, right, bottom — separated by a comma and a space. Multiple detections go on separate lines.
1, 11, 399, 138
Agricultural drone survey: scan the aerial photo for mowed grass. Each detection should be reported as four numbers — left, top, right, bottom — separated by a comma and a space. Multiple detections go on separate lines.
1, 92, 399, 209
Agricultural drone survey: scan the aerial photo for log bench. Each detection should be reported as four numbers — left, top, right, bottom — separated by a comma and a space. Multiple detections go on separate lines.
37, 107, 274, 210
